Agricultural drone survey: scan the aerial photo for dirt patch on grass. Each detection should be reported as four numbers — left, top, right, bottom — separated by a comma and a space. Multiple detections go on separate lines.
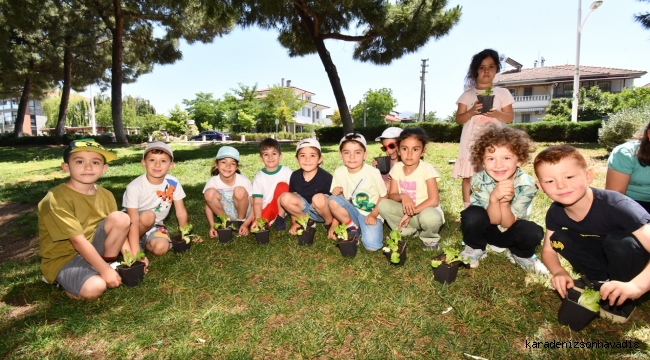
0, 202, 38, 263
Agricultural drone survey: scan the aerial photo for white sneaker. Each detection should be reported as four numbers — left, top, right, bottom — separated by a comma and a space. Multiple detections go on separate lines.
487, 244, 506, 253
108, 261, 120, 270
506, 252, 549, 275
459, 245, 487, 269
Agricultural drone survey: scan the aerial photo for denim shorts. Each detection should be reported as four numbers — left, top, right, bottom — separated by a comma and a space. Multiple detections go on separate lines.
55, 220, 108, 297
329, 195, 384, 251
298, 194, 327, 223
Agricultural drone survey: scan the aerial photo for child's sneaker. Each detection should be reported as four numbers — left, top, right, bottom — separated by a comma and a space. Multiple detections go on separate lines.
459, 245, 487, 269
487, 244, 506, 253
307, 219, 317, 228
275, 215, 287, 231
347, 226, 360, 242
600, 300, 636, 324
422, 241, 439, 251
506, 252, 549, 275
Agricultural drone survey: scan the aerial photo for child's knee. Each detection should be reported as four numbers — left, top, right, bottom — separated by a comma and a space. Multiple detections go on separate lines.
233, 187, 247, 201
139, 210, 156, 227
311, 194, 327, 209
76, 276, 107, 300
107, 211, 131, 231
147, 238, 170, 256
204, 189, 221, 202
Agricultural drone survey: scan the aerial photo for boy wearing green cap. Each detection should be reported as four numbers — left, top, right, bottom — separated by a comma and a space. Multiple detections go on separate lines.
38, 139, 132, 300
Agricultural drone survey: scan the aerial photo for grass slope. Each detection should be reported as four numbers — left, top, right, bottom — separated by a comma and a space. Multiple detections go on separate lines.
1, 142, 649, 359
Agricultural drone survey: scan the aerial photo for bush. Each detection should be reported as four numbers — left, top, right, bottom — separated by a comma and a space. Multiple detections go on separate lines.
233, 132, 312, 141
598, 106, 650, 150
127, 134, 148, 144
151, 131, 167, 142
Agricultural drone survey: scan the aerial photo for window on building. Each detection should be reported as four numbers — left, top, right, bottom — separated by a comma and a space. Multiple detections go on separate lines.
598, 81, 611, 92
581, 81, 595, 89
315, 111, 320, 119
523, 87, 533, 96
307, 108, 311, 117
563, 83, 573, 96
509, 89, 516, 97
521, 114, 531, 123
29, 100, 35, 114
30, 115, 36, 126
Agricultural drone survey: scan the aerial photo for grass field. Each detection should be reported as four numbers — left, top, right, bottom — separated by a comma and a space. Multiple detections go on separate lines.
1, 140, 649, 359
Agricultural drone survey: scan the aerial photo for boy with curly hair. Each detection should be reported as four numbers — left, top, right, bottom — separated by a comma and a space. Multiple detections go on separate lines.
459, 124, 548, 274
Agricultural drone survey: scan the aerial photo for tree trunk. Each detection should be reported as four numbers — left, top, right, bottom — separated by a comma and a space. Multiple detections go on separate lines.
55, 43, 73, 145
311, 36, 353, 134
111, 0, 127, 144
13, 78, 32, 138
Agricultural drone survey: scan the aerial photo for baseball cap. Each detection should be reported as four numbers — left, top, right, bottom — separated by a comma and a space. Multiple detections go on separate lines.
143, 142, 173, 161
63, 138, 117, 163
296, 138, 321, 153
375, 127, 403, 141
339, 133, 367, 149
216, 146, 240, 162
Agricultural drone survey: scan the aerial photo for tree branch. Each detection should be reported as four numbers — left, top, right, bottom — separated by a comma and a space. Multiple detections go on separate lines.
320, 33, 377, 42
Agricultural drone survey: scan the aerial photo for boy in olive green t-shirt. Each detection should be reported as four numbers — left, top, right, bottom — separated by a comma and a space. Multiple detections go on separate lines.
38, 139, 135, 300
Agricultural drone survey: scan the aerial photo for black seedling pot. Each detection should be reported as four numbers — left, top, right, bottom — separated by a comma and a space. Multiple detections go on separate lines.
117, 261, 145, 287
374, 156, 391, 175
255, 230, 270, 245
337, 237, 359, 258
558, 288, 598, 331
298, 227, 316, 246
432, 255, 460, 284
171, 235, 191, 253
387, 241, 407, 266
233, 220, 244, 232
217, 228, 233, 244
476, 94, 494, 114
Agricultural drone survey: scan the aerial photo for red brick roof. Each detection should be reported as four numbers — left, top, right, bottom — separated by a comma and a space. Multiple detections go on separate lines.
494, 65, 646, 86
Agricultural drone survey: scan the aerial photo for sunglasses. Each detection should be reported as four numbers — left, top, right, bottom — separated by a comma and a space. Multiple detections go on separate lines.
380, 143, 397, 152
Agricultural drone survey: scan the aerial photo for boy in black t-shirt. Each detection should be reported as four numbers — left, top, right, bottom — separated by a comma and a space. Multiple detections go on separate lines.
534, 145, 650, 323
279, 138, 334, 234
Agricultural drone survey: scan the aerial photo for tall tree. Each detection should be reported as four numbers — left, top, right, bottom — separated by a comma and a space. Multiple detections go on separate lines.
259, 85, 306, 130
351, 88, 397, 127
330, 109, 342, 126
182, 92, 226, 131
222, 83, 262, 131
635, 0, 650, 30
235, 0, 461, 134
85, 0, 237, 144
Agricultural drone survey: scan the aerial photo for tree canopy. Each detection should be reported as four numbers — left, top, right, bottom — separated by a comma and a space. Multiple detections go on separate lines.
351, 88, 398, 127
234, 0, 461, 134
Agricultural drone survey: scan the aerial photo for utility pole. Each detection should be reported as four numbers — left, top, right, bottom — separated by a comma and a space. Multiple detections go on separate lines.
89, 84, 96, 135
418, 59, 429, 122
363, 100, 366, 127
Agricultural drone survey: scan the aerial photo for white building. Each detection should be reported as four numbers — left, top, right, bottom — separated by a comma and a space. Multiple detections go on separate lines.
256, 79, 330, 132
494, 61, 646, 123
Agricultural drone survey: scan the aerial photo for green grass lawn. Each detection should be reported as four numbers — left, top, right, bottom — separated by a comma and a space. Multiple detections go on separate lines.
1, 141, 649, 359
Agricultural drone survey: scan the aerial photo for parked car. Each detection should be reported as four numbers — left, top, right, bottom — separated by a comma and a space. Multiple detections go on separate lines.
190, 131, 231, 141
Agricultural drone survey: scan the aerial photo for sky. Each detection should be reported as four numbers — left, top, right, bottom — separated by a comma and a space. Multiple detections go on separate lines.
87, 0, 650, 119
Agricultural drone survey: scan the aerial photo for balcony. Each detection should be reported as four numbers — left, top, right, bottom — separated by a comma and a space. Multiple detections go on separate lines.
512, 95, 550, 109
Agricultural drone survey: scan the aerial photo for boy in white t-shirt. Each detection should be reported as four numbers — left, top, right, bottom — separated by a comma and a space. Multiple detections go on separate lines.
328, 133, 387, 251
251, 138, 292, 231
123, 142, 188, 256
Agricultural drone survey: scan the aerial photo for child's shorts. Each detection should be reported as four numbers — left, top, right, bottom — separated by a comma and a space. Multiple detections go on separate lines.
219, 189, 252, 220
140, 225, 171, 249
55, 220, 108, 297
298, 194, 327, 223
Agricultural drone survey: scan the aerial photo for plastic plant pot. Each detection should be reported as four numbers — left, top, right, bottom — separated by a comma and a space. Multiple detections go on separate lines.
117, 261, 145, 287
374, 156, 391, 175
476, 94, 494, 114
337, 237, 359, 258
387, 241, 407, 266
217, 228, 233, 244
171, 235, 191, 253
432, 255, 460, 284
298, 228, 316, 246
255, 230, 270, 245
558, 288, 599, 331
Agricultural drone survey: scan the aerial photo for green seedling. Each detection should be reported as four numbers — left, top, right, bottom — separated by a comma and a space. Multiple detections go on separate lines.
120, 249, 145, 267
431, 247, 469, 268
251, 218, 268, 233
483, 87, 493, 96
577, 287, 601, 313
295, 214, 311, 235
180, 223, 196, 244
382, 229, 402, 264
334, 223, 349, 241
213, 214, 235, 230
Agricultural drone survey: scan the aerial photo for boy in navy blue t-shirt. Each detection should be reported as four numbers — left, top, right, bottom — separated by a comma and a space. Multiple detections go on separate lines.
534, 145, 650, 324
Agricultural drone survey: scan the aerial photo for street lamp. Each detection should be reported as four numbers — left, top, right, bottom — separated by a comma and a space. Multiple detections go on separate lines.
571, 0, 603, 123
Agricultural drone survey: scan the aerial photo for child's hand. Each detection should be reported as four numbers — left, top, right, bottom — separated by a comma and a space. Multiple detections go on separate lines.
141, 256, 149, 274
365, 214, 377, 225
100, 268, 122, 288
484, 108, 498, 117
600, 281, 644, 306
398, 214, 410, 229
209, 228, 218, 238
550, 270, 574, 298
327, 226, 336, 240
491, 180, 514, 202
372, 159, 378, 167
469, 101, 483, 115
289, 223, 301, 235
238, 225, 249, 236
331, 186, 343, 196
401, 195, 416, 216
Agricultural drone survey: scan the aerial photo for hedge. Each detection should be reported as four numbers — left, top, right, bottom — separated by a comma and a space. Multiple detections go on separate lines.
231, 132, 312, 141
0, 133, 147, 147
314, 121, 602, 143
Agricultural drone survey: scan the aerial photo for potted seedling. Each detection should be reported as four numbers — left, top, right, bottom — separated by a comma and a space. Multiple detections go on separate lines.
382, 229, 407, 266
214, 214, 236, 244
374, 156, 391, 175
335, 223, 359, 258
171, 223, 199, 253
295, 214, 315, 246
117, 249, 146, 287
476, 87, 494, 114
558, 287, 600, 331
430, 247, 468, 284
251, 218, 270, 245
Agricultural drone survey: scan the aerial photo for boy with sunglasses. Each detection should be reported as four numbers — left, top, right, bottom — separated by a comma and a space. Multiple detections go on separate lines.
373, 127, 403, 189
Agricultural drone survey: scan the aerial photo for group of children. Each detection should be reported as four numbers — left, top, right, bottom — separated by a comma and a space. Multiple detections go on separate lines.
37, 48, 650, 326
